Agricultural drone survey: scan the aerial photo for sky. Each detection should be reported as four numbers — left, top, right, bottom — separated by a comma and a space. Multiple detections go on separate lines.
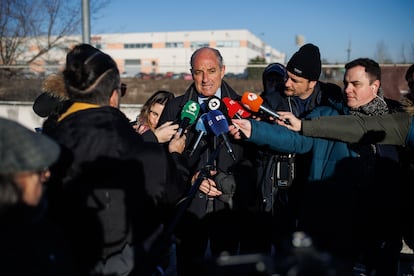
91, 0, 414, 64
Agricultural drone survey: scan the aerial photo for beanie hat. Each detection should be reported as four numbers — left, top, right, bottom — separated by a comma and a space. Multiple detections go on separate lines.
286, 43, 321, 81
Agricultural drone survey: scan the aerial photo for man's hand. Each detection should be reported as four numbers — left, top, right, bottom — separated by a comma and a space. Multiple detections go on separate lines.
228, 119, 252, 139
276, 111, 302, 132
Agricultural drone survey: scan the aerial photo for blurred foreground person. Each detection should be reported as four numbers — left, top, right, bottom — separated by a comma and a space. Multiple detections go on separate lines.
0, 117, 75, 275
42, 44, 182, 275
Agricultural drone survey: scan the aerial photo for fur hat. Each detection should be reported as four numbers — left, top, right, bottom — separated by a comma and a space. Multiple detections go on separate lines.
33, 73, 68, 118
0, 117, 60, 174
286, 43, 321, 81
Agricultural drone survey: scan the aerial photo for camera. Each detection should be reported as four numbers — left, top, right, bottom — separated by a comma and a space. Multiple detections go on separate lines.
276, 154, 295, 188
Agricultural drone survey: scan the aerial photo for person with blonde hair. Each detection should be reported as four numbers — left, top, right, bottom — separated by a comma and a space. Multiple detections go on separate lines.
134, 90, 178, 143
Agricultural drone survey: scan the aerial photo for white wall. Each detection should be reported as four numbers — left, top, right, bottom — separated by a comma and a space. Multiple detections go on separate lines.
0, 101, 142, 131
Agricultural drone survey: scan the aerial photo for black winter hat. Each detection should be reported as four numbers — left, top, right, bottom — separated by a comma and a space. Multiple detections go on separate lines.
286, 43, 321, 81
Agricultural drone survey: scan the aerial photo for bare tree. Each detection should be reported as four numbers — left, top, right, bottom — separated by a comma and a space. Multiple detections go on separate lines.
374, 40, 392, 64
409, 43, 414, 63
0, 0, 109, 77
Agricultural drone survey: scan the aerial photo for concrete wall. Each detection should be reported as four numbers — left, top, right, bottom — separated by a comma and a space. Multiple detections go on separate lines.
0, 101, 142, 131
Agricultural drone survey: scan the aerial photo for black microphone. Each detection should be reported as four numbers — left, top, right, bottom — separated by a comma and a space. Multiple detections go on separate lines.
206, 109, 236, 161
177, 100, 200, 136
188, 113, 208, 157
206, 95, 233, 123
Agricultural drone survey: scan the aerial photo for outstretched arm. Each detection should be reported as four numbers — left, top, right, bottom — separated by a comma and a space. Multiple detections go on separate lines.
296, 112, 411, 146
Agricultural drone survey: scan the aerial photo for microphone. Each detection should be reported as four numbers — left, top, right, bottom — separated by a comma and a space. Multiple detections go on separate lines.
241, 92, 289, 124
222, 97, 251, 119
206, 95, 222, 112
189, 113, 208, 157
205, 95, 234, 124
177, 100, 200, 136
206, 110, 236, 161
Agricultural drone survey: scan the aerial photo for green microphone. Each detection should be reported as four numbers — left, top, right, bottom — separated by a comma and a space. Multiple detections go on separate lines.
177, 100, 200, 136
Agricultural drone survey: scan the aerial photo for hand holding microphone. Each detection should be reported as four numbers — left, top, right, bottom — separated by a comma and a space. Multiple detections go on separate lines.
177, 100, 200, 136
241, 92, 290, 124
222, 97, 250, 139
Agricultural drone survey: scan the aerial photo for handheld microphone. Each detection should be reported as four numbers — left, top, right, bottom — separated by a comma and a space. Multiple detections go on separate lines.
189, 113, 208, 157
177, 100, 200, 136
241, 92, 289, 124
206, 95, 234, 124
206, 110, 236, 161
206, 95, 222, 112
222, 97, 251, 119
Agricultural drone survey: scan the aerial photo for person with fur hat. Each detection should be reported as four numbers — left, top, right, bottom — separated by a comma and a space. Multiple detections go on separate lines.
0, 117, 76, 275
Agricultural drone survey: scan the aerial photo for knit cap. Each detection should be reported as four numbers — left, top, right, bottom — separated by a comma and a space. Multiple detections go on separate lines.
286, 43, 321, 81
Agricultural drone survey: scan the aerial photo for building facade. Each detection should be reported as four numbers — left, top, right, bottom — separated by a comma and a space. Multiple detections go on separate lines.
24, 29, 285, 77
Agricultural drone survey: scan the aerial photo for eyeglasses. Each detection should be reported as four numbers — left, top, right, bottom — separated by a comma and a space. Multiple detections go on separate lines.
119, 83, 127, 97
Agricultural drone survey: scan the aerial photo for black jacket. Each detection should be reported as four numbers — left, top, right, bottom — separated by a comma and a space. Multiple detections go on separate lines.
43, 105, 182, 273
158, 81, 257, 217
0, 202, 75, 276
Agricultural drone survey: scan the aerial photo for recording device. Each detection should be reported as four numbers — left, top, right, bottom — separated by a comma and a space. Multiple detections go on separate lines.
276, 154, 296, 188
241, 92, 289, 124
189, 113, 208, 157
206, 110, 236, 161
222, 97, 251, 119
177, 100, 200, 136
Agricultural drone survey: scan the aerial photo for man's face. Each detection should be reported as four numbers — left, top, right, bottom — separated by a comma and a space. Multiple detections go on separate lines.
284, 71, 316, 99
191, 49, 225, 97
343, 65, 378, 109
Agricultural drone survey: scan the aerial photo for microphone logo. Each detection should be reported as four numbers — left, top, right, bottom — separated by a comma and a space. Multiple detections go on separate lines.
207, 97, 221, 111
206, 110, 236, 160
207, 113, 227, 129
187, 101, 200, 117
246, 92, 258, 101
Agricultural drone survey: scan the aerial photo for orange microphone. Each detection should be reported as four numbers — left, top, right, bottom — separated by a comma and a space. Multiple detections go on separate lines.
241, 92, 289, 124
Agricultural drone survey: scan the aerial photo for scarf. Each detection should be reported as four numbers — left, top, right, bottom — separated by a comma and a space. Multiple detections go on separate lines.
349, 88, 389, 116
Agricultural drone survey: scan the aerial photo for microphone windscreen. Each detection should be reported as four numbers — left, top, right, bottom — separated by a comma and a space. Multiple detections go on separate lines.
180, 100, 200, 124
241, 92, 263, 113
206, 110, 229, 136
195, 113, 208, 133
206, 96, 222, 111
222, 97, 251, 118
